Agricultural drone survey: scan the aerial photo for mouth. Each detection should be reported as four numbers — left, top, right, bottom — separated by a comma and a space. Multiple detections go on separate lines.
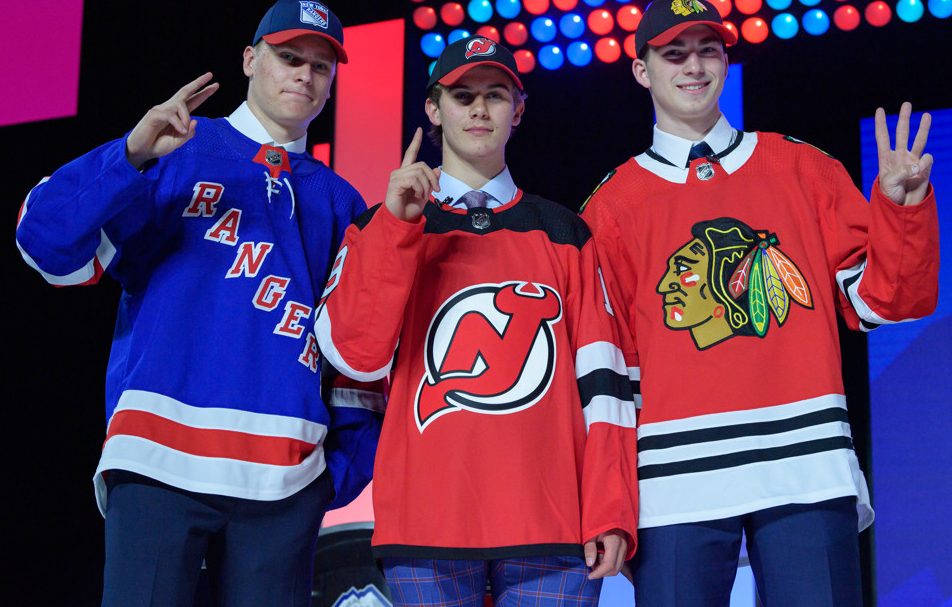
465, 126, 493, 136
283, 90, 314, 101
677, 82, 710, 93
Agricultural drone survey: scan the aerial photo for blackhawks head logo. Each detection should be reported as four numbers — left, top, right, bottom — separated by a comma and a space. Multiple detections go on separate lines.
415, 281, 562, 432
657, 217, 813, 350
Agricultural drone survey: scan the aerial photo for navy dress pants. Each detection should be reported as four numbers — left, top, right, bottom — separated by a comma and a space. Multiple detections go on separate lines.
102, 470, 334, 607
632, 497, 863, 607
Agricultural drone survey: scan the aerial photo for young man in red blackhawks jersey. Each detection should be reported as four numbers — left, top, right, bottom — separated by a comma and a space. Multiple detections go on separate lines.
315, 36, 639, 606
14, 2, 383, 606
580, 1, 939, 605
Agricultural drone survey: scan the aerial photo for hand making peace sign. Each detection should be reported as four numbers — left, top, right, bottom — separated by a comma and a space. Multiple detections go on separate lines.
385, 127, 441, 222
876, 102, 933, 207
125, 72, 220, 170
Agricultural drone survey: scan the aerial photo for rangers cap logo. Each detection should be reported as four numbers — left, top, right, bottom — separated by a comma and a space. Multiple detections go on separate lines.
464, 37, 497, 59
414, 281, 562, 432
299, 1, 329, 29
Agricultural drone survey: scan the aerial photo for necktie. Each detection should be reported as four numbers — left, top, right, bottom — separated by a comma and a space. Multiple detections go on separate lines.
687, 141, 715, 166
458, 190, 490, 209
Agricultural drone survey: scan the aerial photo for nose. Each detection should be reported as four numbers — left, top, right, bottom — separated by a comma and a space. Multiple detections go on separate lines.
293, 63, 313, 85
469, 95, 489, 118
682, 52, 704, 76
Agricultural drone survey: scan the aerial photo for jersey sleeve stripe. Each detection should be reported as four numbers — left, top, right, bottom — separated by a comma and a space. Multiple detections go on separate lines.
314, 308, 394, 381
836, 260, 924, 330
575, 341, 627, 377
329, 387, 386, 414
577, 367, 632, 410
582, 395, 638, 430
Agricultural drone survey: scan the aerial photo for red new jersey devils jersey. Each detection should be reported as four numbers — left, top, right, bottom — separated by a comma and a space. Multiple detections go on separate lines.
317, 192, 638, 560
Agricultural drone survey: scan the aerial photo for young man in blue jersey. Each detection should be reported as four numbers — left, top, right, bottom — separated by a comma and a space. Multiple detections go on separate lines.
15, 2, 381, 606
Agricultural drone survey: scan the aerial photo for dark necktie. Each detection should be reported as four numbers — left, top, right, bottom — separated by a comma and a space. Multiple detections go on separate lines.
458, 190, 490, 209
687, 141, 715, 166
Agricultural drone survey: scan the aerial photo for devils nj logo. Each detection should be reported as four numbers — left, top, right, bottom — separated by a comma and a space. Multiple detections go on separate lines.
415, 281, 562, 432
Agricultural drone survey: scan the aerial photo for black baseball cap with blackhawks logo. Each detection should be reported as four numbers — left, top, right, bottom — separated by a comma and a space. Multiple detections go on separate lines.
426, 36, 524, 91
254, 0, 348, 63
635, 0, 738, 59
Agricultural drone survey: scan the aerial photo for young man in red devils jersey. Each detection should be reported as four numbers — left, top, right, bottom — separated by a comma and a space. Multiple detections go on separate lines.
581, 1, 939, 605
316, 37, 639, 605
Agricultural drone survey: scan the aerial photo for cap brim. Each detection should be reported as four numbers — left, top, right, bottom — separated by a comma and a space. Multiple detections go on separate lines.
437, 62, 524, 91
262, 30, 348, 63
647, 21, 738, 49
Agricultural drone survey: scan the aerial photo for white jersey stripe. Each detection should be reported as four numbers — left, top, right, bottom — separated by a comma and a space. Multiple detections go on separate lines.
583, 395, 637, 431
314, 309, 393, 382
836, 259, 924, 329
574, 341, 627, 378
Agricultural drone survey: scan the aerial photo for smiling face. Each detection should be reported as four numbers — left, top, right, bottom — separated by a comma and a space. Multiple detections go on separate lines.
633, 24, 728, 139
243, 36, 337, 142
425, 65, 524, 174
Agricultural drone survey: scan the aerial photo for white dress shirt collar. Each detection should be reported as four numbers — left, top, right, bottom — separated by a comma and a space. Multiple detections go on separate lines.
226, 101, 307, 154
652, 114, 735, 168
434, 166, 519, 209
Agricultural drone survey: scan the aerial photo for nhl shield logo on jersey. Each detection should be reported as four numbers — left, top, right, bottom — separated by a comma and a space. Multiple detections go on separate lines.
299, 1, 329, 28
657, 217, 813, 350
464, 37, 496, 59
415, 281, 563, 432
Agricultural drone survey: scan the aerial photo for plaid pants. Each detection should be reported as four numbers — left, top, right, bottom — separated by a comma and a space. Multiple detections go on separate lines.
382, 555, 601, 607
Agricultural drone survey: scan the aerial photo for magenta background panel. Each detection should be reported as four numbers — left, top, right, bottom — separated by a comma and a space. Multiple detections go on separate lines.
0, 2, 84, 127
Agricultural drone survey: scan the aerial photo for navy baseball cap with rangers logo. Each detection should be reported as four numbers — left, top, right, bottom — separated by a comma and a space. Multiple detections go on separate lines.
635, 0, 737, 59
426, 36, 524, 91
253, 0, 348, 63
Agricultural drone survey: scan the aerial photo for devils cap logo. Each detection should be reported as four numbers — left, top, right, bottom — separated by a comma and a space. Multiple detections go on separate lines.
415, 281, 562, 432
464, 37, 497, 59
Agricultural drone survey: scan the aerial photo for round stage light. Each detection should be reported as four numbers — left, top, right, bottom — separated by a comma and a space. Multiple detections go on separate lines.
865, 0, 893, 25
617, 6, 643, 30
448, 29, 471, 44
514, 49, 536, 73
413, 6, 438, 30
524, 0, 550, 15
771, 13, 799, 38
583, 0, 606, 6
567, 41, 594, 66
560, 13, 586, 38
799, 0, 821, 6
766, 0, 792, 9
496, 0, 522, 19
833, 5, 861, 29
441, 3, 465, 26
594, 37, 622, 62
539, 45, 565, 69
588, 9, 615, 35
476, 25, 501, 42
428, 60, 437, 76
802, 9, 831, 34
741, 17, 769, 42
735, 0, 763, 15
623, 33, 637, 58
504, 21, 530, 45
553, 0, 579, 9
531, 16, 558, 41
711, 0, 734, 17
468, 0, 494, 22
896, 0, 925, 21
929, 0, 952, 17
421, 32, 447, 57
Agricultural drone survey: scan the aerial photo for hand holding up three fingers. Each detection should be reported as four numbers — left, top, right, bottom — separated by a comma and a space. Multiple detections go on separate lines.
876, 102, 934, 207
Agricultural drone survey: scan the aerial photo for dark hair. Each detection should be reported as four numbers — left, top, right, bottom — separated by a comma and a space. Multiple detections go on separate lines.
424, 82, 527, 150
690, 217, 757, 336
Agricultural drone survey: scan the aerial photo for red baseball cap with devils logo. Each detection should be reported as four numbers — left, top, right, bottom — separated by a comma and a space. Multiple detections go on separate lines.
635, 0, 737, 59
426, 37, 524, 91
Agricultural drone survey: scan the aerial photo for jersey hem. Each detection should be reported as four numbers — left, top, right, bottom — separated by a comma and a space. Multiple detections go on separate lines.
372, 542, 585, 560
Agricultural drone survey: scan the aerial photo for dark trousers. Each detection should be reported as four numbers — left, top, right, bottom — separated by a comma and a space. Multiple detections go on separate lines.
632, 497, 863, 607
102, 470, 334, 607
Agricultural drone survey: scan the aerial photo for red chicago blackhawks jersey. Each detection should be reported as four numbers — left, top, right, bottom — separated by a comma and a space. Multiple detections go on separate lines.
316, 192, 638, 560
582, 131, 938, 530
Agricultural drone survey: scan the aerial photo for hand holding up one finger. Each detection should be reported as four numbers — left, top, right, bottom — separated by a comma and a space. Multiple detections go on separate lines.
126, 72, 220, 169
385, 127, 441, 222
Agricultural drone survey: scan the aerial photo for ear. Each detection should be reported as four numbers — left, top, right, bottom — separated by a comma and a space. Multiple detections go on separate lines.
511, 97, 525, 127
424, 97, 442, 127
242, 46, 256, 78
632, 58, 650, 89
